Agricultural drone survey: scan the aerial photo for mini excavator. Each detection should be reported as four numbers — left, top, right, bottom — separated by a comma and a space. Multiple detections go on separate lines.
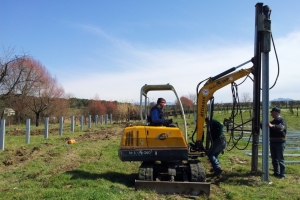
118, 61, 253, 196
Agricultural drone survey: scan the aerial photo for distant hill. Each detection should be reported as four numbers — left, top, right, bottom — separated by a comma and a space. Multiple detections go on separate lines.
270, 98, 293, 102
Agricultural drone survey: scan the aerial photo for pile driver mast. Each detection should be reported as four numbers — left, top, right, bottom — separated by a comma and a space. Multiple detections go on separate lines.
251, 3, 272, 177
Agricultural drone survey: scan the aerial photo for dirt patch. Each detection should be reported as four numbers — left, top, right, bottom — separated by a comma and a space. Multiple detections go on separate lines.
2, 146, 40, 167
6, 128, 62, 136
1, 127, 123, 174
2, 145, 46, 165
74, 128, 122, 142
1, 144, 82, 176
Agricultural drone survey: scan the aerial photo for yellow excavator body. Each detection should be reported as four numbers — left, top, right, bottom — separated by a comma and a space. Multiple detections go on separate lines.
118, 84, 209, 196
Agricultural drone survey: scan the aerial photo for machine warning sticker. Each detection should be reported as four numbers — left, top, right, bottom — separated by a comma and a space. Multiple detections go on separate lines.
202, 89, 209, 96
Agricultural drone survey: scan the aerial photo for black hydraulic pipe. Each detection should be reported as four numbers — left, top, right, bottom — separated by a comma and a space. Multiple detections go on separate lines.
211, 60, 252, 81
211, 67, 236, 81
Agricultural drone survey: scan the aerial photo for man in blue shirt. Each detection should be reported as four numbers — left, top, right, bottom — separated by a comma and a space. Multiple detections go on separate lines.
149, 98, 172, 126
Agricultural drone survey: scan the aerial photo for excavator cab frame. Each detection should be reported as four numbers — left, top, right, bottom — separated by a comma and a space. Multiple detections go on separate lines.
139, 84, 188, 141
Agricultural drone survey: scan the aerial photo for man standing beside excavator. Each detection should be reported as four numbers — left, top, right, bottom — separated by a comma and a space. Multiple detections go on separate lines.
268, 107, 287, 179
205, 118, 226, 176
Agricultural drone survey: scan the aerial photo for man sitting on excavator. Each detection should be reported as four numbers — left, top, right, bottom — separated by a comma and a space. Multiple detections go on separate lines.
148, 98, 173, 126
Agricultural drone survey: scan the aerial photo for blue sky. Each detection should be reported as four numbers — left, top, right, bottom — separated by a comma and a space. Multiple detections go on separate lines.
1, 1, 300, 103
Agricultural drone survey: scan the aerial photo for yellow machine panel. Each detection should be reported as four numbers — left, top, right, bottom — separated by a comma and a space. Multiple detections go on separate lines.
145, 126, 187, 148
119, 125, 189, 162
120, 126, 187, 149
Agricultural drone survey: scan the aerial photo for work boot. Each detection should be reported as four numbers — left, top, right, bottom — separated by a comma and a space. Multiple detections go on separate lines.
213, 168, 223, 176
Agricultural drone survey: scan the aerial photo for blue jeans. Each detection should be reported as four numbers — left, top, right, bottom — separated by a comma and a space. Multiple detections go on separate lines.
270, 141, 286, 177
206, 137, 226, 170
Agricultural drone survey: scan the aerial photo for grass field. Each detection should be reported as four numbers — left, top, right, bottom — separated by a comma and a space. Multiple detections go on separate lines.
0, 109, 300, 199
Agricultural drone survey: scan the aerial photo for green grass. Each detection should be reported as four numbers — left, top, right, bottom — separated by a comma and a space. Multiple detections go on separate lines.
1, 111, 300, 200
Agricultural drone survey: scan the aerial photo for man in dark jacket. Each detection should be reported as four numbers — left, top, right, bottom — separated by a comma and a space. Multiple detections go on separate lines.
149, 98, 172, 126
205, 118, 226, 176
268, 107, 287, 179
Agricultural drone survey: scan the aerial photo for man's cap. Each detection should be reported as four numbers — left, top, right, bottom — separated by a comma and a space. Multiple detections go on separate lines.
271, 107, 280, 113
157, 98, 166, 104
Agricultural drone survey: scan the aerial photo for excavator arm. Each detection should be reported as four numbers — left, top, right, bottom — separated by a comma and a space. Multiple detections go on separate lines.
194, 63, 253, 151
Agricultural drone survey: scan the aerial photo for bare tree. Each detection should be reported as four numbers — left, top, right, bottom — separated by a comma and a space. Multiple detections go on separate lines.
12, 57, 65, 126
66, 92, 76, 108
241, 92, 252, 112
188, 93, 197, 105
241, 92, 252, 103
188, 93, 197, 110
0, 48, 28, 102
5, 57, 43, 122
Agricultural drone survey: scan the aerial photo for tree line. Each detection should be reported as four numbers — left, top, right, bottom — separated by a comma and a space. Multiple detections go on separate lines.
0, 49, 129, 126
2, 49, 299, 127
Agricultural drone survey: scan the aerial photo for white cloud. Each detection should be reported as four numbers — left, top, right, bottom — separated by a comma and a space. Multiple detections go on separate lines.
61, 29, 300, 103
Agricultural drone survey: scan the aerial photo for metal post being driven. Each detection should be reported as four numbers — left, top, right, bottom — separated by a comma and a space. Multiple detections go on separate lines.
261, 5, 272, 182
251, 2, 263, 174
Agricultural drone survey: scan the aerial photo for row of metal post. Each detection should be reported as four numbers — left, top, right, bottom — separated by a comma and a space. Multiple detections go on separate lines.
0, 114, 113, 150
